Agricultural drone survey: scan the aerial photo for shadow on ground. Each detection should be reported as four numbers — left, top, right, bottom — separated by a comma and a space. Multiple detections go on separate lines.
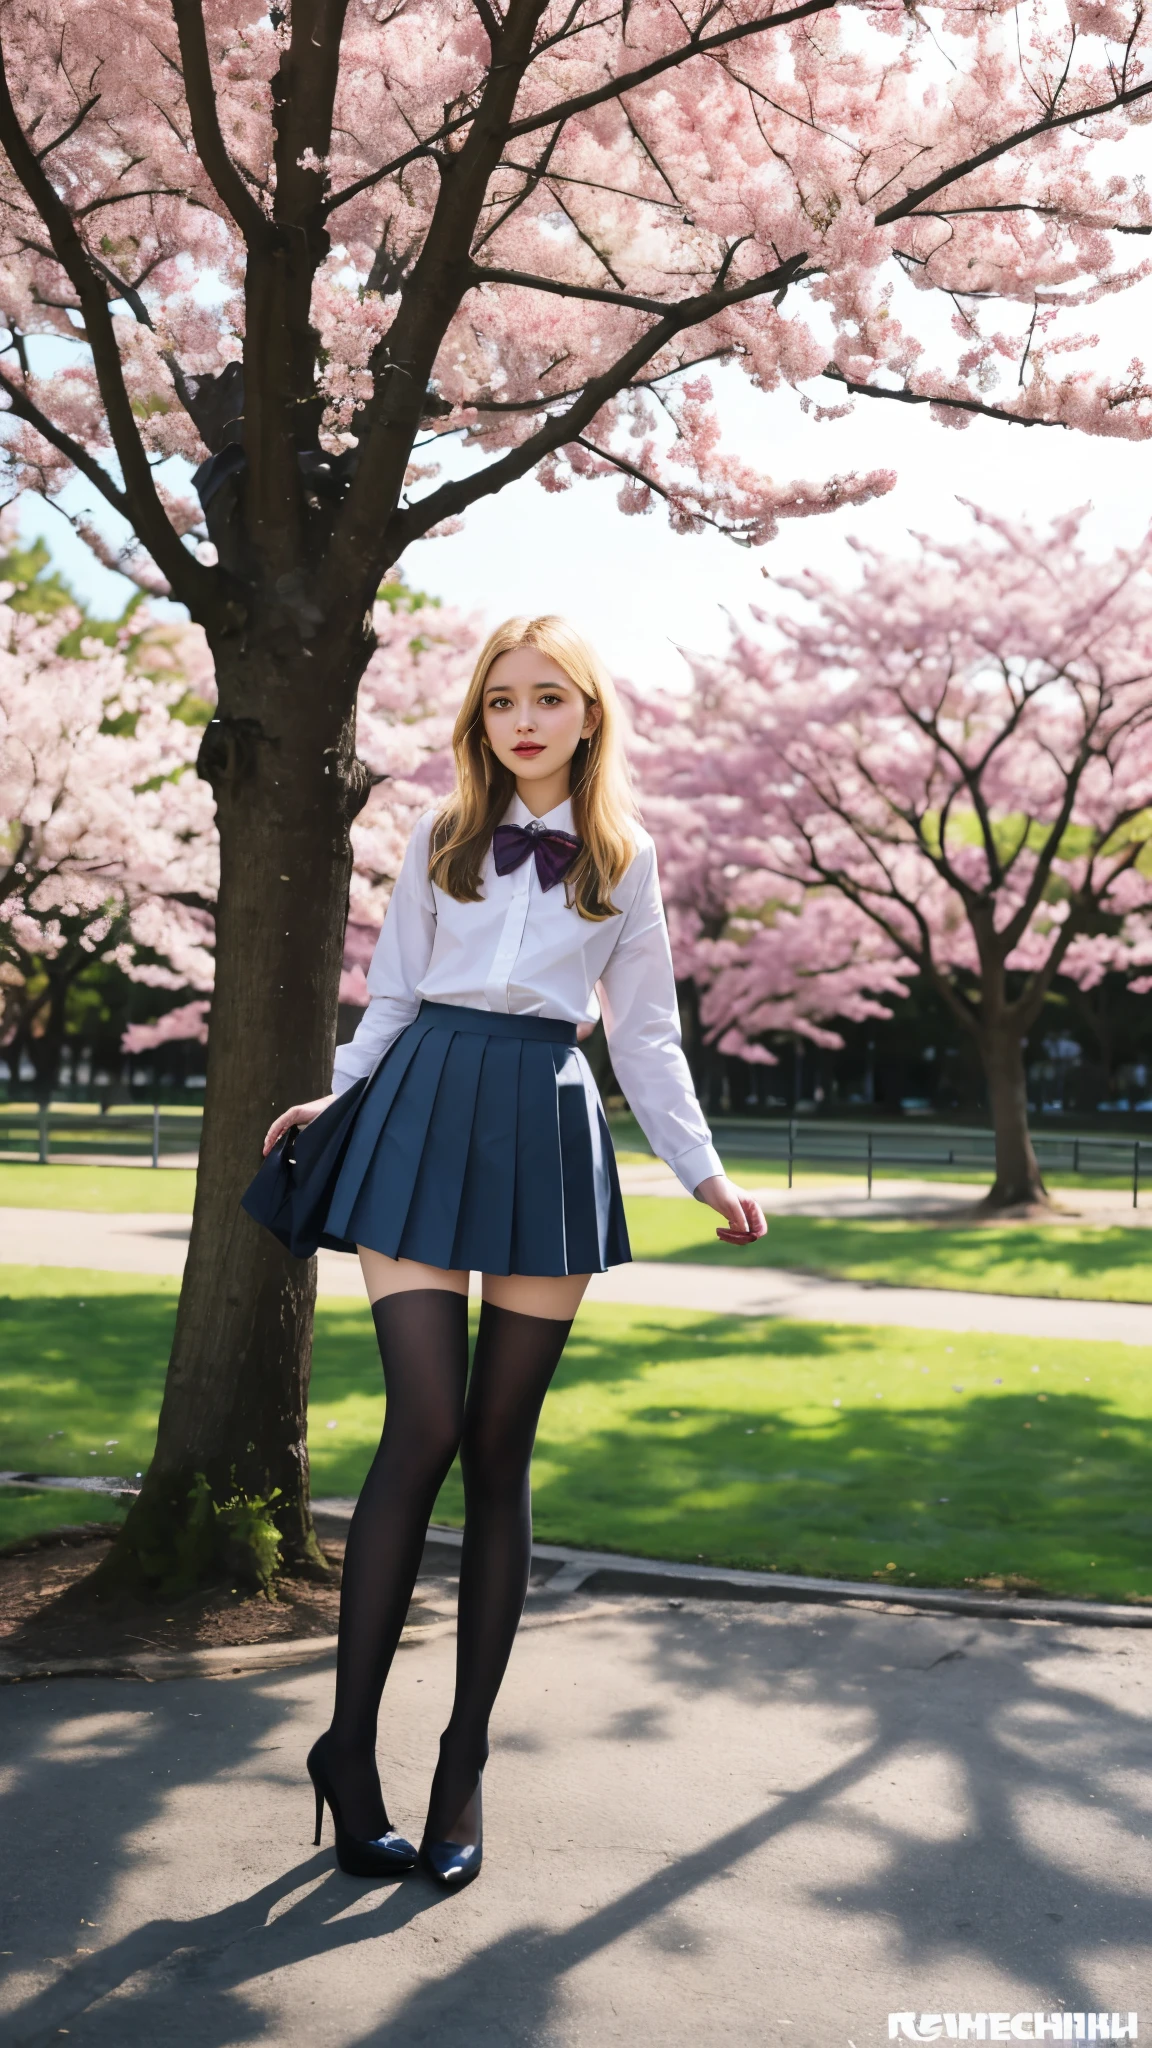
0, 1593, 1146, 2045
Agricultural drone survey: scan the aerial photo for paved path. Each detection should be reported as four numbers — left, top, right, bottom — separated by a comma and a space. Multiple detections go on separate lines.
4, 1205, 1152, 1343
1, 1586, 1147, 2047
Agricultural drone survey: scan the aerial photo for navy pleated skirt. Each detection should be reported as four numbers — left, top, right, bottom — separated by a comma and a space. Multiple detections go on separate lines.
241, 1000, 631, 1277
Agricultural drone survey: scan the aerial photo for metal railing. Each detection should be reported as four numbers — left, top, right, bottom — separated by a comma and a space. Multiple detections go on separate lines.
0, 1104, 203, 1167
6, 1101, 1152, 1204
705, 1117, 1152, 1207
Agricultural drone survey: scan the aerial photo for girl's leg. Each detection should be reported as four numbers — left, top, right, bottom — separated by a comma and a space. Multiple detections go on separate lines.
323, 1254, 469, 1838
423, 1271, 590, 1851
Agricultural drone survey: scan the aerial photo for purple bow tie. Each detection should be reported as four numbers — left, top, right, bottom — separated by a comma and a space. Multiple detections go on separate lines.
492, 821, 581, 891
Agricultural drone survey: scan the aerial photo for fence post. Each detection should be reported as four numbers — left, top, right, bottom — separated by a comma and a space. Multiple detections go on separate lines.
1073, 1137, 1080, 1176
1134, 1142, 1140, 1212
152, 1101, 161, 1169
787, 1118, 794, 1191
38, 1102, 49, 1165
867, 1130, 873, 1200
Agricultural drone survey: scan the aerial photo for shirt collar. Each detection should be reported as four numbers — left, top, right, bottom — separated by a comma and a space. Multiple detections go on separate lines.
502, 792, 576, 834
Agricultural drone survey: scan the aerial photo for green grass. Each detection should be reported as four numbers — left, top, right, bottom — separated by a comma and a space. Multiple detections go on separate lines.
0, 1487, 127, 1549
627, 1199, 1152, 1303
0, 1163, 197, 1212
1, 1265, 1148, 1602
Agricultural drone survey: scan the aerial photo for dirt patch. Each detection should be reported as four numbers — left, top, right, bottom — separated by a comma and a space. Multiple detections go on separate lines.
0, 1523, 360, 1664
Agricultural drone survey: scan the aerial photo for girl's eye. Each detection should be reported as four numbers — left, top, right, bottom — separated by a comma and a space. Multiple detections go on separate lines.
538, 692, 562, 705
486, 695, 512, 710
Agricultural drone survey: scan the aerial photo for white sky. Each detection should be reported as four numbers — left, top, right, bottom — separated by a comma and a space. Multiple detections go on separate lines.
17, 276, 1152, 695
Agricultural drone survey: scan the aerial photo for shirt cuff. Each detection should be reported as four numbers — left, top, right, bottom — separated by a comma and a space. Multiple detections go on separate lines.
331, 1047, 366, 1096
668, 1141, 724, 1195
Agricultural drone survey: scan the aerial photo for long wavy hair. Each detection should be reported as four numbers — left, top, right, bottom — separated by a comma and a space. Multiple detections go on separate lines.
429, 615, 639, 921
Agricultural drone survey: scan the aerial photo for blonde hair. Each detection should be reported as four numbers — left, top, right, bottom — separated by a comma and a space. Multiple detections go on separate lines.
429, 615, 638, 920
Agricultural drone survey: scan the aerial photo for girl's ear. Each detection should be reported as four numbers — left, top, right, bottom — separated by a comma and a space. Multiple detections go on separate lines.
582, 699, 603, 736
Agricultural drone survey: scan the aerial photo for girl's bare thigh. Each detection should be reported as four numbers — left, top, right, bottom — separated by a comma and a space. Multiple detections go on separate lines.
482, 1271, 591, 1320
357, 1246, 469, 1302
357, 1248, 590, 1321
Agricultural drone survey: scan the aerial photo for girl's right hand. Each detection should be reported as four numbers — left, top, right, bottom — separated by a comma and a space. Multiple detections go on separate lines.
263, 1094, 336, 1156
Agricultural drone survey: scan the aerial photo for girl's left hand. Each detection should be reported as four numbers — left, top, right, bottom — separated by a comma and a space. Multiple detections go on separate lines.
693, 1174, 768, 1245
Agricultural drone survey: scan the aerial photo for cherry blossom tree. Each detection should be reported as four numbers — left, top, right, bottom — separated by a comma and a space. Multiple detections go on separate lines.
627, 699, 914, 1077
120, 576, 477, 1044
643, 510, 1152, 1209
2, 2, 1151, 1567
0, 531, 216, 1095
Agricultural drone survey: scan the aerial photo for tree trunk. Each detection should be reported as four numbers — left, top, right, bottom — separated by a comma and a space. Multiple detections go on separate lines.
977, 1025, 1048, 1210
113, 635, 371, 1585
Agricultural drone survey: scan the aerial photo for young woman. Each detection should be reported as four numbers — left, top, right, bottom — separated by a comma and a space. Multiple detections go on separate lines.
242, 615, 767, 1892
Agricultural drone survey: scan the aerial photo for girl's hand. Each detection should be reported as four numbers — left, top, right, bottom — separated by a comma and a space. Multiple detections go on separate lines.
262, 1094, 336, 1157
693, 1173, 768, 1245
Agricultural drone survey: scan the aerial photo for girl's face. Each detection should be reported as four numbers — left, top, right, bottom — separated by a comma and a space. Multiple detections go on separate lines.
481, 647, 601, 792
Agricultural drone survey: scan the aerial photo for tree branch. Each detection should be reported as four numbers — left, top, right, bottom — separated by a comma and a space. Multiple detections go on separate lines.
170, 0, 274, 246
469, 262, 714, 315
0, 30, 217, 614
324, 0, 838, 217
822, 365, 1060, 428
0, 366, 130, 518
505, 0, 841, 142
874, 75, 1152, 226
390, 253, 809, 550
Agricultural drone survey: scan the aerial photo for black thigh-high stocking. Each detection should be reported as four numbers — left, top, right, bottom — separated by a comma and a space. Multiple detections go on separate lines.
423, 1300, 573, 1850
324, 1288, 469, 1837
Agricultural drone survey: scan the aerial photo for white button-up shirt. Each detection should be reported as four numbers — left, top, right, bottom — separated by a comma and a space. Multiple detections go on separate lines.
332, 794, 723, 1193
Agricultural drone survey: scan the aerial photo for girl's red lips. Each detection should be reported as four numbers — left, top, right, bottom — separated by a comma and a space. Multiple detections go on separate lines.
513, 742, 545, 754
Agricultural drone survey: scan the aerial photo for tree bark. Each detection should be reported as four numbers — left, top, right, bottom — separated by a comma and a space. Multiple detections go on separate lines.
114, 630, 371, 1581
976, 1025, 1048, 1210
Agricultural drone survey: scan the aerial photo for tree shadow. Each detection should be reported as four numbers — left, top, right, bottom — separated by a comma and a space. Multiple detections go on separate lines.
2, 1596, 1144, 2044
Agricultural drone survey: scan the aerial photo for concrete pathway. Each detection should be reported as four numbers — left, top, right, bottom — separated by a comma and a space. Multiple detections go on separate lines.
4, 1204, 1152, 1343
1, 1585, 1147, 2047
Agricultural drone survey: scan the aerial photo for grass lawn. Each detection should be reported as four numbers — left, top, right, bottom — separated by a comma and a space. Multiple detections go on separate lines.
0, 1163, 197, 1212
626, 1199, 1152, 1303
0, 1487, 127, 1549
2, 1264, 1148, 1603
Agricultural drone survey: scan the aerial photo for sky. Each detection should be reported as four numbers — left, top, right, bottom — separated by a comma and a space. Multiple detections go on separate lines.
16, 278, 1152, 697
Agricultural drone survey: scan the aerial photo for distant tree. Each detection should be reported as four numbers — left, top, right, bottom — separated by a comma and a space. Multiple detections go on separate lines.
0, 531, 215, 1095
636, 512, 1152, 1208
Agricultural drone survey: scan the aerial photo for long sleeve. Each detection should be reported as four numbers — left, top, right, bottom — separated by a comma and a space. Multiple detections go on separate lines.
597, 839, 723, 1194
331, 813, 438, 1094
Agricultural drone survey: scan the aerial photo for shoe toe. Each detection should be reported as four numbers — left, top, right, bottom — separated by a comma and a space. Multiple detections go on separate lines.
422, 1839, 482, 1887
375, 1831, 418, 1867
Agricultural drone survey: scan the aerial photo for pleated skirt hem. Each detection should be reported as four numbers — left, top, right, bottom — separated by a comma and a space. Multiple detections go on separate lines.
241, 1000, 632, 1278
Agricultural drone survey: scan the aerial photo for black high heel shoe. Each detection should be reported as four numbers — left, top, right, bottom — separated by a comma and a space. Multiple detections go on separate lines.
419, 1835, 483, 1889
307, 1737, 417, 1878
419, 1767, 484, 1890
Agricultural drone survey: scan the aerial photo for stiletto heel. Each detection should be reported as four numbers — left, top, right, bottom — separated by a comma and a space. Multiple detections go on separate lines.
307, 1736, 417, 1878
